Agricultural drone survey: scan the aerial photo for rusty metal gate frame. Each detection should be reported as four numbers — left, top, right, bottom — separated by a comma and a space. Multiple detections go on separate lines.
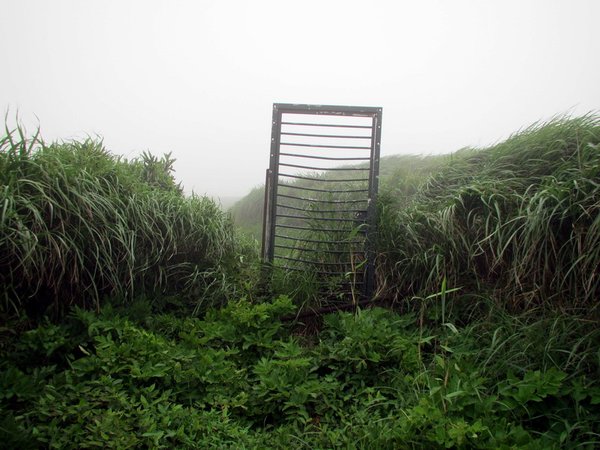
262, 103, 382, 299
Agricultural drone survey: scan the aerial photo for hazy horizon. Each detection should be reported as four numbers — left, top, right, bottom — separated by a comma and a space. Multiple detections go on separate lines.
2, 0, 599, 197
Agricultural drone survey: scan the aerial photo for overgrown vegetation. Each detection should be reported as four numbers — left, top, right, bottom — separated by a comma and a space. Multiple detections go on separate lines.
1, 116, 599, 448
0, 124, 243, 319
2, 298, 599, 448
377, 115, 600, 309
233, 115, 600, 311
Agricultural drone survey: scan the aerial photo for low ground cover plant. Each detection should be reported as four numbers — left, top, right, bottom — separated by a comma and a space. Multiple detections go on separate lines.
1, 299, 599, 448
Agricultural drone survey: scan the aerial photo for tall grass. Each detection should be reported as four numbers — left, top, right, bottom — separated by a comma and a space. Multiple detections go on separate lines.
377, 115, 600, 311
0, 123, 238, 318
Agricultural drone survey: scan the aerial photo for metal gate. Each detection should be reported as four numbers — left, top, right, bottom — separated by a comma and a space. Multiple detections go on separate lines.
262, 103, 382, 299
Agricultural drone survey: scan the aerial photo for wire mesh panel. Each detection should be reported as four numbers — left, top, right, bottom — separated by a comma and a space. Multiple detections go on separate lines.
262, 104, 382, 299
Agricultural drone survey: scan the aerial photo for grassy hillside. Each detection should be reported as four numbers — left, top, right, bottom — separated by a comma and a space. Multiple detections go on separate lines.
212, 195, 243, 211
230, 153, 450, 240
229, 185, 266, 239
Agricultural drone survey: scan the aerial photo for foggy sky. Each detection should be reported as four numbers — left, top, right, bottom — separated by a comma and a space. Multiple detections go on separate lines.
1, 0, 599, 198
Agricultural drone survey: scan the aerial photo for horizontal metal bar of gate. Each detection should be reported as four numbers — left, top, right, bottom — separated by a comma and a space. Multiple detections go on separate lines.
280, 152, 370, 161
275, 255, 352, 266
277, 204, 366, 214
276, 223, 364, 233
276, 213, 359, 223
279, 162, 369, 171
281, 121, 372, 129
278, 184, 368, 194
274, 265, 364, 278
279, 173, 369, 183
281, 132, 372, 139
277, 193, 369, 204
274, 244, 359, 254
281, 142, 371, 150
274, 233, 363, 245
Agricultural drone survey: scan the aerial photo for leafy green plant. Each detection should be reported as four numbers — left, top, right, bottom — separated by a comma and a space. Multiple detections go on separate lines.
1, 303, 600, 448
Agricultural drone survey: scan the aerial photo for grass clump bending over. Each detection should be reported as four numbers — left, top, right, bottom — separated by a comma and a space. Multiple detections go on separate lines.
377, 115, 600, 310
0, 123, 239, 318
